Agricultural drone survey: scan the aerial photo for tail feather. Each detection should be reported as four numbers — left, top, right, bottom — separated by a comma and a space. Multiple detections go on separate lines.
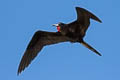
81, 41, 102, 56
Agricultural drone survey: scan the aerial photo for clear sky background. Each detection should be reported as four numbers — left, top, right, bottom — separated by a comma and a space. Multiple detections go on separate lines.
1, 0, 120, 80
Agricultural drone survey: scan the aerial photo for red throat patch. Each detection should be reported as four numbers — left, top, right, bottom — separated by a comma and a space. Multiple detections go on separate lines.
57, 26, 61, 32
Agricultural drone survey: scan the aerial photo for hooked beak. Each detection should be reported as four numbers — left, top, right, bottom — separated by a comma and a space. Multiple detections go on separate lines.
52, 24, 59, 27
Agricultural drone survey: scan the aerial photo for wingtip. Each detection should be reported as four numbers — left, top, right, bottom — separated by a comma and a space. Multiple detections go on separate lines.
75, 6, 102, 23
96, 18, 102, 23
17, 68, 22, 76
17, 63, 25, 76
17, 71, 20, 76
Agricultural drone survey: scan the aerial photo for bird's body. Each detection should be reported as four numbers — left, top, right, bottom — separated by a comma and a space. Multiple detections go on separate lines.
17, 7, 102, 75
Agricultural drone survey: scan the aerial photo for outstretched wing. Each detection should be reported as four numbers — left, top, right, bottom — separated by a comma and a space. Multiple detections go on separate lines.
75, 7, 102, 33
17, 31, 69, 75
76, 7, 102, 23
67, 7, 102, 38
67, 7, 102, 37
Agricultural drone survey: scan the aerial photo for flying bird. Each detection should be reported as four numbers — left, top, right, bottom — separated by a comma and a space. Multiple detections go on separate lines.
17, 7, 102, 75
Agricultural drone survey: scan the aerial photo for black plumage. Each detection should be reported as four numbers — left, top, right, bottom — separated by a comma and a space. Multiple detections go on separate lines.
17, 7, 102, 75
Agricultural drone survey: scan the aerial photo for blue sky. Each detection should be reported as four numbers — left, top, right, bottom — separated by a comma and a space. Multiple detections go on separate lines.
1, 0, 120, 80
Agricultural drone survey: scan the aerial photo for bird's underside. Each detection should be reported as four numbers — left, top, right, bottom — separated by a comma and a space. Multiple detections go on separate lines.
17, 7, 102, 75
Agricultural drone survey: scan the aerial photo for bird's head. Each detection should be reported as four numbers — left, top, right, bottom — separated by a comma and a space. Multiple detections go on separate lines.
52, 22, 65, 32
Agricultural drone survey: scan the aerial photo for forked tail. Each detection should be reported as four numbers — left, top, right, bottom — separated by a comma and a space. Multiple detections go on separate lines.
81, 41, 102, 56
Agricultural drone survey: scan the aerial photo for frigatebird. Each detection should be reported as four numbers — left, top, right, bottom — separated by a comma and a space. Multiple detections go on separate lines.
17, 7, 102, 75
